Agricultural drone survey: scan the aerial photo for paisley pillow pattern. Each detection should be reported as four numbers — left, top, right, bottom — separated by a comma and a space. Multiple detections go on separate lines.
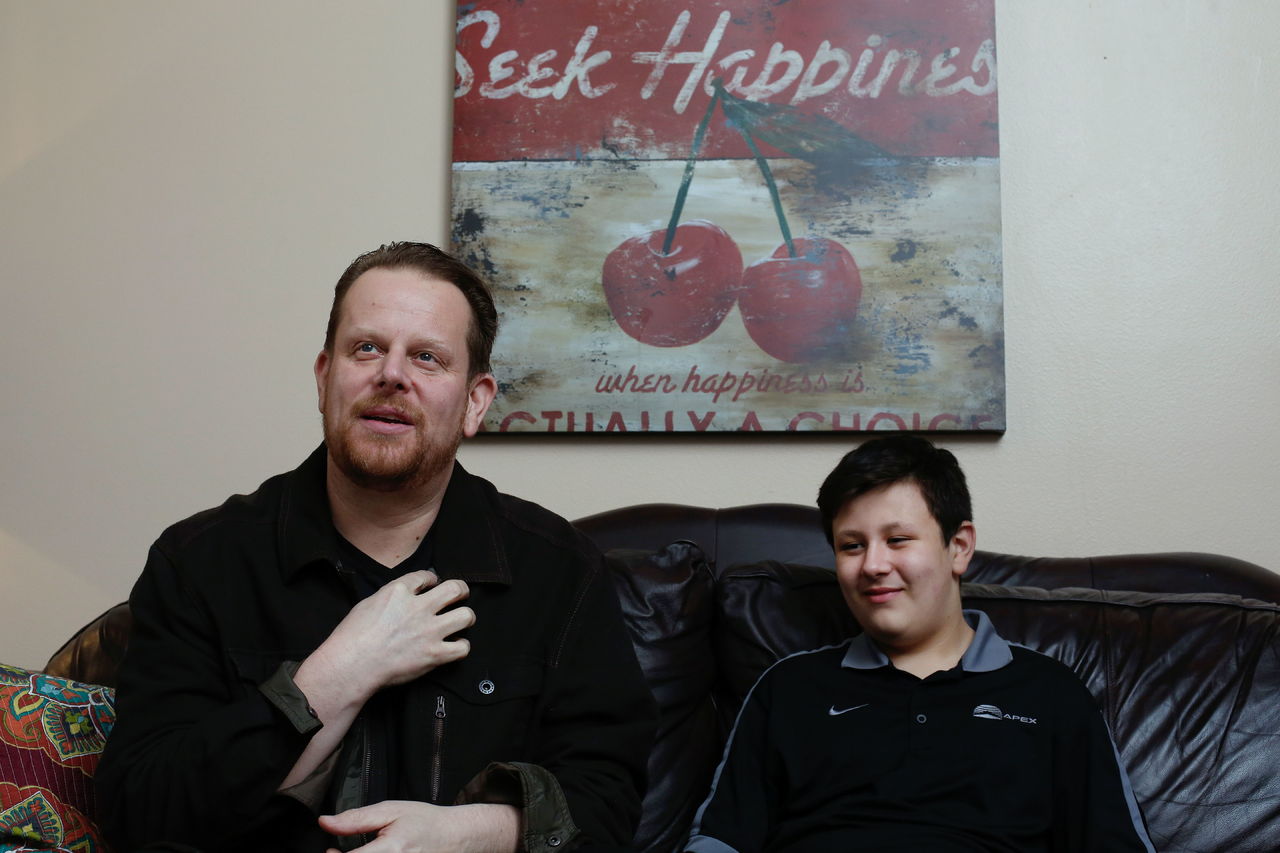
0, 664, 114, 851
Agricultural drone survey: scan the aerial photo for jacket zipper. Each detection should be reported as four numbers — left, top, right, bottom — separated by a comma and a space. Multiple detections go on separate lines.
431, 695, 447, 803
360, 720, 373, 845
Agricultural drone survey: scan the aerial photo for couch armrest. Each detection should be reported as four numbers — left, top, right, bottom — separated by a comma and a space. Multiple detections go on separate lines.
44, 602, 131, 688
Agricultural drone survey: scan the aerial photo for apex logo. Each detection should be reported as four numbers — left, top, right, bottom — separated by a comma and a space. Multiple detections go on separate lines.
973, 704, 1037, 725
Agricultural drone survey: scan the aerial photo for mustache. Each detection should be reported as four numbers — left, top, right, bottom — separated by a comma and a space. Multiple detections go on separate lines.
353, 396, 419, 424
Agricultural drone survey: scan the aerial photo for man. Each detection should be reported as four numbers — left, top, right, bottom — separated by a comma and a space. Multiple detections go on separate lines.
686, 436, 1155, 852
97, 243, 654, 852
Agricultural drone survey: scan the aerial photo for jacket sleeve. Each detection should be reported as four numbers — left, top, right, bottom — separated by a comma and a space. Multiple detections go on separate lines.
95, 542, 321, 849
1050, 680, 1157, 852
516, 545, 658, 851
684, 673, 776, 853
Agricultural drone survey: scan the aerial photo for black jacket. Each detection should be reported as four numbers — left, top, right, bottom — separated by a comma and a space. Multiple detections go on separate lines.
96, 446, 654, 852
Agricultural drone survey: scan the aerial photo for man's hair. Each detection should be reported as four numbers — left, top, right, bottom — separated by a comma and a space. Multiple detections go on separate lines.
324, 242, 499, 377
817, 435, 973, 546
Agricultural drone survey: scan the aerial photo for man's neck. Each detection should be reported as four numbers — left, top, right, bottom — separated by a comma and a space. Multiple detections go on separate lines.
325, 461, 450, 568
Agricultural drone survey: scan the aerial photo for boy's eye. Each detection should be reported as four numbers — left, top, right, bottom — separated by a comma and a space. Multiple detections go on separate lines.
840, 542, 864, 553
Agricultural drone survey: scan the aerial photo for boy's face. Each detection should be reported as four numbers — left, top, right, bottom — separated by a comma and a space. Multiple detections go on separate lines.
832, 480, 975, 654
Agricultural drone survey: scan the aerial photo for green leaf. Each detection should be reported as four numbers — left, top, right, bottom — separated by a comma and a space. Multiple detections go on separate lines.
716, 83, 889, 165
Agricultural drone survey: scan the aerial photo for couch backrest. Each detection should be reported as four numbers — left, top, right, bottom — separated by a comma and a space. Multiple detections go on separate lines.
592, 506, 1280, 853
577, 502, 1280, 601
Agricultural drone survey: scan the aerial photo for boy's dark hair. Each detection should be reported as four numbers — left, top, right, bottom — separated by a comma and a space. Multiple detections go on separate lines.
817, 435, 973, 545
324, 242, 499, 378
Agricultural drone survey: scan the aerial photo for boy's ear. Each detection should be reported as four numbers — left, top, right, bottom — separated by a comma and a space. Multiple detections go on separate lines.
949, 521, 977, 579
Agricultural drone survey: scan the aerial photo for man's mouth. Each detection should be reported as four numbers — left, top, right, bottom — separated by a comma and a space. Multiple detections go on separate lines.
359, 405, 414, 427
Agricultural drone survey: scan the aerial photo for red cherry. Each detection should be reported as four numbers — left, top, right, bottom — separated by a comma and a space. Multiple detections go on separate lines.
601, 219, 743, 347
738, 237, 862, 363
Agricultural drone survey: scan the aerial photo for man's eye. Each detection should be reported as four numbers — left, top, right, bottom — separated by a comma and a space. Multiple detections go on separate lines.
414, 351, 437, 363
356, 343, 379, 354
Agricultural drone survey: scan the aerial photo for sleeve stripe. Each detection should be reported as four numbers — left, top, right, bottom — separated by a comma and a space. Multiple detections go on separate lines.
1106, 731, 1158, 852
685, 642, 852, 847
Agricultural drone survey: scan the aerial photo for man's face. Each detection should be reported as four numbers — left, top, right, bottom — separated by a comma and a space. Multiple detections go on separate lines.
832, 480, 975, 654
314, 267, 496, 493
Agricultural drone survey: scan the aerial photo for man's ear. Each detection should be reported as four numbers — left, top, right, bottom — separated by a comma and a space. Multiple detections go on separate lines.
463, 373, 498, 437
313, 350, 330, 414
949, 521, 977, 579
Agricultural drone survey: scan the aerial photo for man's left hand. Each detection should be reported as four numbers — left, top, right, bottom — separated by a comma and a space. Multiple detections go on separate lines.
320, 801, 520, 853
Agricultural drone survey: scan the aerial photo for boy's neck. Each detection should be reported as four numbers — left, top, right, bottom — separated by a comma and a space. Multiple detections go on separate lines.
882, 615, 976, 680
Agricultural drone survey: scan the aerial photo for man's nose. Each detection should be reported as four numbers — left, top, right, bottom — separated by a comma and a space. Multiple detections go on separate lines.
376, 353, 408, 389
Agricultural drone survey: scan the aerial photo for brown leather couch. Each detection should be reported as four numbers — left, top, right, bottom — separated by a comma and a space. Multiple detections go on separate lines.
47, 503, 1280, 852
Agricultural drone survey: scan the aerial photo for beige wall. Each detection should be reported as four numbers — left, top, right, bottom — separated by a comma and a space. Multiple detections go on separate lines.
3, 1, 1278, 670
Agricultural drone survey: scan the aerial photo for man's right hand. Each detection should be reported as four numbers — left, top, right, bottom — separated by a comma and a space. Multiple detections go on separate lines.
279, 571, 474, 792
308, 570, 475, 702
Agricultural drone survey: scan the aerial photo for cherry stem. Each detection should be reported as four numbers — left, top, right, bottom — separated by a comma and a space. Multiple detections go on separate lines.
662, 88, 721, 256
731, 115, 796, 258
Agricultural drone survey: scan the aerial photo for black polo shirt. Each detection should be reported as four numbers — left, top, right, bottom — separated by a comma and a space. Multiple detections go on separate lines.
687, 612, 1154, 852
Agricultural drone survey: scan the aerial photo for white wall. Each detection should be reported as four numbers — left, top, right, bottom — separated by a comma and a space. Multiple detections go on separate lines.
3, 1, 1278, 670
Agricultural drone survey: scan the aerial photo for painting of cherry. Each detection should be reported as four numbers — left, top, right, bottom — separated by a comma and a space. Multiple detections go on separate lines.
602, 80, 862, 358
602, 87, 743, 346
739, 236, 861, 362
601, 219, 743, 346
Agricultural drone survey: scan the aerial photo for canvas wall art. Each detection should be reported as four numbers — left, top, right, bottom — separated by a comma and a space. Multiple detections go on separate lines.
452, 0, 1003, 433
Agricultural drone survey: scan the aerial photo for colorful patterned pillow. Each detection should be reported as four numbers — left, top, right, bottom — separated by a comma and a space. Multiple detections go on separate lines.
0, 663, 114, 852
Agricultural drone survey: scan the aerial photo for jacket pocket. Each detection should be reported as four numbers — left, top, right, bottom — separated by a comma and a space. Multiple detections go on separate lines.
427, 658, 547, 801
433, 657, 545, 707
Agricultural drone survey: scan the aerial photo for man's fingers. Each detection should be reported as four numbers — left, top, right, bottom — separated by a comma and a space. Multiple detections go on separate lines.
416, 577, 471, 612
403, 569, 439, 594
319, 801, 391, 834
437, 605, 477, 635
439, 635, 471, 664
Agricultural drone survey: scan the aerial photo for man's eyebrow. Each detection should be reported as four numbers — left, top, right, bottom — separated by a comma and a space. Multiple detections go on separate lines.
341, 326, 383, 341
344, 328, 454, 351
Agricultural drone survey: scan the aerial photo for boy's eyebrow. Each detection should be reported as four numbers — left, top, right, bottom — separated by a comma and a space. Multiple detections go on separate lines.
836, 520, 916, 537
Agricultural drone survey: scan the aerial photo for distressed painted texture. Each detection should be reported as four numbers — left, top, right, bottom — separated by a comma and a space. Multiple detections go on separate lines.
452, 0, 1003, 432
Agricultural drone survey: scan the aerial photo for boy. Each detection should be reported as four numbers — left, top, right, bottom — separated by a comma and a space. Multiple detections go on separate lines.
686, 436, 1155, 852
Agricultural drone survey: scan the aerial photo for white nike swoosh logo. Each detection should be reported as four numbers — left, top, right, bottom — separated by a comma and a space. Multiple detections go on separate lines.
828, 703, 869, 716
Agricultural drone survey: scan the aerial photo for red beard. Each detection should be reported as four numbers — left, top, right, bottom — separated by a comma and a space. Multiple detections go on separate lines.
323, 394, 463, 492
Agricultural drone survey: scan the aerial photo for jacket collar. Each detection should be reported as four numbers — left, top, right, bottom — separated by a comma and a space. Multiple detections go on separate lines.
278, 445, 341, 581
277, 444, 511, 586
431, 458, 511, 585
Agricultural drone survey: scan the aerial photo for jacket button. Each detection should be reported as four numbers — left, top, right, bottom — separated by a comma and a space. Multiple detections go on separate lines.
478, 679, 495, 695
547, 837, 561, 847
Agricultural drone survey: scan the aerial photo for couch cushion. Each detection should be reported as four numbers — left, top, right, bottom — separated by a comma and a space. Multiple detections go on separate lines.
606, 541, 716, 853
963, 583, 1280, 853
0, 663, 114, 851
